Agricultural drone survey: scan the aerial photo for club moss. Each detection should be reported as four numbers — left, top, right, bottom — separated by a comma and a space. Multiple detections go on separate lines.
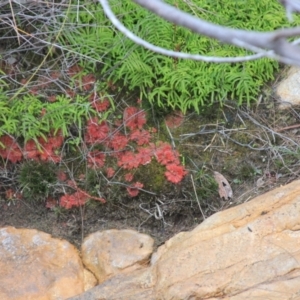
18, 161, 57, 201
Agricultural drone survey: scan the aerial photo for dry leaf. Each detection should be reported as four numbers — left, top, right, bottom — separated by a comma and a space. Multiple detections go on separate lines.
213, 171, 233, 200
256, 177, 266, 188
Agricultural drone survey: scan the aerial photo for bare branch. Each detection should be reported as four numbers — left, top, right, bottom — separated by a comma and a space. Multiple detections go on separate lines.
99, 0, 272, 63
279, 0, 300, 21
99, 0, 300, 65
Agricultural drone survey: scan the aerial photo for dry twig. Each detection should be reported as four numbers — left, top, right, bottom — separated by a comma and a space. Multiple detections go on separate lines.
99, 0, 300, 65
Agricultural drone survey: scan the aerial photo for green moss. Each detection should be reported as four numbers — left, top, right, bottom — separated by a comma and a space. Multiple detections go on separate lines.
18, 161, 57, 200
135, 160, 170, 194
194, 168, 218, 199
236, 163, 261, 180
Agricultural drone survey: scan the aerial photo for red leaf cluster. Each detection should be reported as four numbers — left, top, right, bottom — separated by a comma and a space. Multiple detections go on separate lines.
60, 190, 88, 209
154, 142, 187, 184
117, 151, 140, 169
67, 64, 83, 77
137, 147, 153, 165
129, 129, 151, 145
47, 95, 57, 103
80, 74, 96, 91
0, 132, 63, 164
126, 182, 143, 197
24, 132, 63, 162
87, 151, 105, 169
46, 197, 57, 209
117, 146, 153, 170
108, 133, 128, 151
0, 135, 22, 163
106, 167, 115, 178
57, 171, 67, 181
59, 179, 106, 209
89, 92, 110, 112
124, 173, 134, 182
123, 107, 146, 130
66, 89, 76, 98
164, 110, 184, 129
85, 118, 110, 144
67, 65, 97, 92
165, 164, 187, 184
155, 142, 180, 166
5, 188, 22, 200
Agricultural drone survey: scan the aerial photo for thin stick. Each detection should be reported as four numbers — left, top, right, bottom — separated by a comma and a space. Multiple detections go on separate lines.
165, 123, 176, 149
276, 123, 300, 132
191, 174, 206, 220
8, 0, 21, 45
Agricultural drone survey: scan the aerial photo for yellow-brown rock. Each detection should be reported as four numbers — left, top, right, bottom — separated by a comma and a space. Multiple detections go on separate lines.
277, 66, 300, 109
153, 180, 300, 299
70, 268, 155, 300
83, 268, 98, 291
81, 229, 154, 283
71, 180, 300, 300
0, 226, 84, 300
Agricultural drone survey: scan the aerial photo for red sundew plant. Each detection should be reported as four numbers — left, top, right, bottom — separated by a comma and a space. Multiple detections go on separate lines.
60, 191, 88, 209
67, 64, 83, 77
126, 182, 144, 197
48, 133, 64, 149
89, 92, 110, 112
80, 73, 96, 91
84, 118, 110, 144
50, 71, 61, 80
79, 106, 188, 199
24, 132, 63, 163
129, 129, 151, 146
57, 171, 67, 182
47, 95, 57, 103
87, 151, 106, 169
0, 132, 63, 164
108, 133, 128, 151
106, 167, 115, 178
164, 110, 185, 129
117, 151, 141, 170
45, 197, 57, 209
155, 142, 180, 166
124, 173, 134, 182
5, 188, 22, 201
123, 107, 146, 130
136, 147, 153, 165
165, 164, 187, 184
59, 179, 106, 209
66, 89, 76, 98
0, 135, 22, 163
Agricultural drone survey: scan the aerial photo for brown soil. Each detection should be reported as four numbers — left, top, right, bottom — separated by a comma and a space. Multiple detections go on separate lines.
0, 194, 201, 249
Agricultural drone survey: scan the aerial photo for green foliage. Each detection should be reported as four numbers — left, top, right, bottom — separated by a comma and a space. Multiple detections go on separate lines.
0, 93, 95, 142
194, 167, 218, 199
59, 0, 299, 112
136, 160, 169, 193
18, 161, 57, 200
236, 162, 262, 180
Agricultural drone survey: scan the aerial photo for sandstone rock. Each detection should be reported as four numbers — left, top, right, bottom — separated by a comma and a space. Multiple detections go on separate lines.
72, 180, 300, 300
153, 180, 300, 299
276, 66, 300, 109
81, 229, 154, 283
69, 268, 155, 300
0, 226, 85, 300
83, 268, 98, 292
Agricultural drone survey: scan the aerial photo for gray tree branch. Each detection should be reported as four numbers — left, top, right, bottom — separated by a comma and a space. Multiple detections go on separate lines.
99, 0, 300, 65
